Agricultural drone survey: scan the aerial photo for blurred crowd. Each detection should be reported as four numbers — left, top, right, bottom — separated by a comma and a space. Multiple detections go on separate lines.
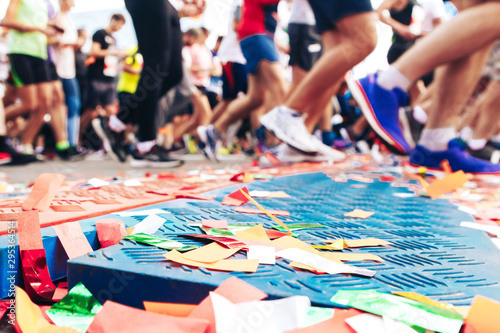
1, 0, 500, 173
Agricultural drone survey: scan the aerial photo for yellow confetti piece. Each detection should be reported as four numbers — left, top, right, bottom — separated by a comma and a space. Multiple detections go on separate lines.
238, 188, 292, 235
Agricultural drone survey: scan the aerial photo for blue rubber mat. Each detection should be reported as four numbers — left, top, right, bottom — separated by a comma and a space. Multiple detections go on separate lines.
64, 172, 500, 308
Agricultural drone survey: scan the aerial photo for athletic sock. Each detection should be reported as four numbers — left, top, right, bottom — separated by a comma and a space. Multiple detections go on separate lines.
136, 140, 156, 154
468, 138, 487, 151
56, 141, 70, 151
418, 127, 456, 152
376, 66, 411, 92
322, 131, 335, 147
109, 115, 126, 133
459, 127, 474, 142
412, 106, 428, 124
492, 134, 500, 144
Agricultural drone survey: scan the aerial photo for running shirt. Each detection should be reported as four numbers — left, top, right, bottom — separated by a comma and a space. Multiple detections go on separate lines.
189, 43, 213, 88
88, 29, 118, 82
53, 12, 78, 79
289, 0, 315, 26
117, 49, 143, 94
9, 0, 48, 60
218, 0, 246, 64
237, 0, 280, 40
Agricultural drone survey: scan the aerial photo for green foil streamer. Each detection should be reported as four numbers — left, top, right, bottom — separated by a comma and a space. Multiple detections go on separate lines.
331, 290, 463, 333
273, 223, 327, 232
46, 283, 102, 332
124, 233, 199, 251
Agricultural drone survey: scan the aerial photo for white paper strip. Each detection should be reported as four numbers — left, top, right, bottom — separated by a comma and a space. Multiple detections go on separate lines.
248, 246, 276, 265
116, 208, 169, 217
211, 293, 310, 333
345, 314, 385, 333
131, 215, 166, 235
461, 221, 500, 238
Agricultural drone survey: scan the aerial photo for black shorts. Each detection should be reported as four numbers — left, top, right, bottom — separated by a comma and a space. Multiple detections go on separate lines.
308, 0, 373, 34
88, 80, 116, 109
288, 23, 322, 72
45, 61, 59, 82
222, 62, 248, 100
9, 54, 51, 87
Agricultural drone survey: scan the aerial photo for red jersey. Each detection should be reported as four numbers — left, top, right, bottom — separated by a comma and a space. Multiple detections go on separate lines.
237, 0, 280, 40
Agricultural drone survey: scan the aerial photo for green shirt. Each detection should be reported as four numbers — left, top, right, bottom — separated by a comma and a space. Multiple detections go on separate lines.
9, 0, 48, 60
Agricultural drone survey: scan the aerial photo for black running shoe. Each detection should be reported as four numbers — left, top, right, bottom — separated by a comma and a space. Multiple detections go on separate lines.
130, 145, 184, 168
56, 146, 86, 162
467, 142, 500, 164
0, 142, 39, 166
92, 117, 127, 162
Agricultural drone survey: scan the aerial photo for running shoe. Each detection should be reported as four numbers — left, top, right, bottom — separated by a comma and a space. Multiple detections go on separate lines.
309, 135, 347, 162
130, 145, 184, 168
0, 153, 11, 165
348, 74, 412, 155
92, 117, 127, 163
409, 139, 500, 174
56, 146, 86, 162
260, 106, 319, 154
401, 107, 424, 147
467, 142, 500, 164
197, 125, 222, 161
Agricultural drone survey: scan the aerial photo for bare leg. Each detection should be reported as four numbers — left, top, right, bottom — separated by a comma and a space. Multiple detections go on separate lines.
470, 81, 500, 140
0, 98, 6, 136
211, 100, 231, 123
394, 2, 500, 83
48, 81, 69, 144
286, 12, 378, 114
213, 74, 264, 133
425, 44, 492, 129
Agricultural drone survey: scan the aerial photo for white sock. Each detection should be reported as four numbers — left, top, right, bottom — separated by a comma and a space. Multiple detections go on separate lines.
136, 140, 156, 154
459, 127, 474, 142
492, 134, 500, 144
418, 127, 456, 151
377, 66, 411, 92
468, 138, 487, 151
412, 106, 428, 124
109, 115, 126, 133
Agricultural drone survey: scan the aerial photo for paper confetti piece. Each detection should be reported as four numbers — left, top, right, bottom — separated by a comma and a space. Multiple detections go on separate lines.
221, 187, 250, 206
422, 171, 468, 199
131, 215, 166, 235
247, 245, 276, 265
344, 209, 375, 219
180, 242, 241, 263
164, 250, 259, 273
53, 222, 93, 259
143, 302, 196, 317
201, 219, 228, 229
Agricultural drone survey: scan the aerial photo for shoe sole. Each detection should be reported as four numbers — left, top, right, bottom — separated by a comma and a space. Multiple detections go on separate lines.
260, 112, 319, 154
130, 159, 185, 168
196, 127, 218, 162
405, 162, 500, 176
347, 79, 408, 155
92, 119, 125, 163
0, 158, 12, 165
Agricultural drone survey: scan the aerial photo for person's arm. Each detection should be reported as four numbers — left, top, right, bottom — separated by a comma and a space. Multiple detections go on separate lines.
377, 0, 416, 40
178, 0, 207, 17
123, 62, 141, 75
1, 0, 56, 37
88, 38, 127, 58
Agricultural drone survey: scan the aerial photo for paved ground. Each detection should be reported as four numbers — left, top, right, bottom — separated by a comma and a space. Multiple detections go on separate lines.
0, 153, 252, 185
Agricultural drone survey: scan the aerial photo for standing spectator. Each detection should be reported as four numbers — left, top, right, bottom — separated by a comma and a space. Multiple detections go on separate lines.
54, 0, 81, 149
81, 14, 126, 144
2, 0, 56, 161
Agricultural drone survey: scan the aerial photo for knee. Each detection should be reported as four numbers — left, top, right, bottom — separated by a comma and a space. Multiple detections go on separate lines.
248, 94, 265, 109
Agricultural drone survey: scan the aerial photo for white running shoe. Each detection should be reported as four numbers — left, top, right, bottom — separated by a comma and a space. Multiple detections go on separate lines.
262, 143, 344, 165
310, 135, 347, 162
260, 106, 319, 154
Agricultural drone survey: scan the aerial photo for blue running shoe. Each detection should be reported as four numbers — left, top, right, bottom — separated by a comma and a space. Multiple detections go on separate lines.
197, 125, 221, 161
348, 73, 412, 155
409, 139, 500, 174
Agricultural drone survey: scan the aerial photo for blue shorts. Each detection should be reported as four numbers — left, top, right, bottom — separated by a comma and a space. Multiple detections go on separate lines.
222, 62, 248, 100
240, 34, 279, 75
308, 0, 373, 34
